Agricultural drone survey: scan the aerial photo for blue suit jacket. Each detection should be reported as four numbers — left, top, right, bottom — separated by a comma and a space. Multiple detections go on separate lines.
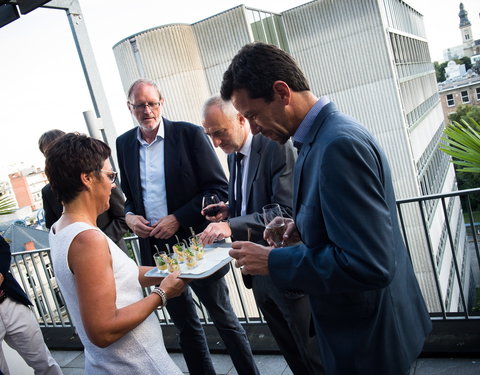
269, 102, 431, 375
116, 118, 228, 266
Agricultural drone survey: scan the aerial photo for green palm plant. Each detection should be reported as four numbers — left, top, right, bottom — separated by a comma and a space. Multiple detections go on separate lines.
0, 194, 16, 215
440, 119, 480, 173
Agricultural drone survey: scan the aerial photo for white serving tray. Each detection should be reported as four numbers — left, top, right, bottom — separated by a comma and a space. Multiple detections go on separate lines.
144, 243, 232, 279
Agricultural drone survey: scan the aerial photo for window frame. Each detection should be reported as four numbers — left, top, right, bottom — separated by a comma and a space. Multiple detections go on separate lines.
446, 93, 455, 107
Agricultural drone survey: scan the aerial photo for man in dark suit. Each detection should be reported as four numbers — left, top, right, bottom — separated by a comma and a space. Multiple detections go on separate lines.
116, 79, 258, 375
39, 130, 129, 253
222, 42, 432, 375
0, 235, 62, 374
199, 96, 323, 375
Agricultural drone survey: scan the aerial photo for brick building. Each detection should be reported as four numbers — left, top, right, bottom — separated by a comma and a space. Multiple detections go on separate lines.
8, 166, 48, 210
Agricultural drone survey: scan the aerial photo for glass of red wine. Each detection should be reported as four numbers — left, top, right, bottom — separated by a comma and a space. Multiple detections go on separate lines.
202, 194, 221, 219
262, 203, 286, 247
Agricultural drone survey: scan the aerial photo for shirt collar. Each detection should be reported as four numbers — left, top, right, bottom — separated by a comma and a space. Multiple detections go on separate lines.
293, 96, 330, 144
238, 131, 253, 157
136, 117, 165, 146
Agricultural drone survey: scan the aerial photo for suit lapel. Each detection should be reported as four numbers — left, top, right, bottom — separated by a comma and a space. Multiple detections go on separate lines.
245, 135, 262, 210
163, 118, 177, 213
227, 153, 235, 216
293, 102, 338, 216
293, 144, 308, 216
125, 130, 143, 214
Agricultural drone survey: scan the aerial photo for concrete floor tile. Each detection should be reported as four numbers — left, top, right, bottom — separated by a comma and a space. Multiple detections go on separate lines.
248, 354, 288, 375
210, 353, 234, 374
60, 368, 84, 375
50, 350, 83, 367
169, 352, 189, 373
414, 358, 480, 375
281, 365, 294, 375
53, 351, 480, 375
65, 352, 85, 368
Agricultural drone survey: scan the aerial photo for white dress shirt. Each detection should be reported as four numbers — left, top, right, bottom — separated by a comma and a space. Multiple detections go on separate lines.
137, 120, 168, 224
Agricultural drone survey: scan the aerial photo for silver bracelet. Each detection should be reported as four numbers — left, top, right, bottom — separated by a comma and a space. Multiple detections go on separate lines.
152, 287, 167, 307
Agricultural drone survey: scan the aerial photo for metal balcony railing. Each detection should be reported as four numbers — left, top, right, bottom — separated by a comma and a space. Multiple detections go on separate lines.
9, 188, 480, 355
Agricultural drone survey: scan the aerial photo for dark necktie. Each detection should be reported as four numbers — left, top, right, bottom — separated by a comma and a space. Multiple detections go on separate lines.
234, 152, 244, 217
293, 140, 303, 152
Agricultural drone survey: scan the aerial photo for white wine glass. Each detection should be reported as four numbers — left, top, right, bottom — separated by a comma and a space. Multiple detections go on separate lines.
262, 203, 286, 247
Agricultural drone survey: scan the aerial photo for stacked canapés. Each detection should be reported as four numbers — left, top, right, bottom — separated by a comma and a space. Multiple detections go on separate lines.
154, 230, 206, 272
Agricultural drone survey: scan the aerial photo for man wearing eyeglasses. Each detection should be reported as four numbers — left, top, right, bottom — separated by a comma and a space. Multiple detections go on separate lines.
116, 79, 258, 375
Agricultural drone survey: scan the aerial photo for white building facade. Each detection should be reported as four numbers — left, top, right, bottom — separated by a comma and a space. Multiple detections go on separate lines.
113, 0, 473, 314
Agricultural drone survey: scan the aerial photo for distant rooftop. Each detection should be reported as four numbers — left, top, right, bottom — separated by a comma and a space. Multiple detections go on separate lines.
2, 222, 49, 253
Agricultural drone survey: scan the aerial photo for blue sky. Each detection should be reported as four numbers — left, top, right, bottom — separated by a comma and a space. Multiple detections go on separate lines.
0, 0, 478, 180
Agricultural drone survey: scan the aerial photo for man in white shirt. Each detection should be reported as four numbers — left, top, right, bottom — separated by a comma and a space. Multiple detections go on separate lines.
116, 79, 258, 375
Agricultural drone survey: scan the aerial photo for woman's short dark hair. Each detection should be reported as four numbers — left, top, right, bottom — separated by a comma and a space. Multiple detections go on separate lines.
221, 42, 310, 102
38, 129, 66, 155
44, 133, 111, 204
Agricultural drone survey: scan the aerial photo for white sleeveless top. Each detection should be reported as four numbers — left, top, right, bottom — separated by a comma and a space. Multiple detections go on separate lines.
49, 222, 182, 375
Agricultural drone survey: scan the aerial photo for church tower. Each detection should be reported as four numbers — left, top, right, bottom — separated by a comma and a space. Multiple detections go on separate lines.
459, 2, 473, 56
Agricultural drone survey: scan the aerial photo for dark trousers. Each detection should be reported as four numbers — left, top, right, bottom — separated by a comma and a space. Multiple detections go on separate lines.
252, 275, 325, 375
166, 275, 259, 375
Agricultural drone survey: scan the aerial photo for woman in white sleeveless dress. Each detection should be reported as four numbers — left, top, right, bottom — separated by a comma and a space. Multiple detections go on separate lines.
45, 133, 186, 374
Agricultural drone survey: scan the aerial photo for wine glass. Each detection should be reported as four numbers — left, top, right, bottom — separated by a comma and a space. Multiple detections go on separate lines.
202, 194, 221, 218
262, 203, 286, 247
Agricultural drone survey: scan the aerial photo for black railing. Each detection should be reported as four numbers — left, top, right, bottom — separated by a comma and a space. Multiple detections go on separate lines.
10, 188, 480, 355
396, 188, 480, 355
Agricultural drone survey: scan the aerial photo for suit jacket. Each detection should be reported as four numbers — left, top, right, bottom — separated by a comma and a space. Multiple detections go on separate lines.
228, 134, 296, 243
116, 118, 228, 267
228, 134, 296, 288
0, 235, 31, 306
269, 102, 432, 375
42, 184, 129, 251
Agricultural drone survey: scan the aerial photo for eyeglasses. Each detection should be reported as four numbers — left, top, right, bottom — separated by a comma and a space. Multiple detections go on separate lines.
129, 102, 161, 111
100, 170, 118, 184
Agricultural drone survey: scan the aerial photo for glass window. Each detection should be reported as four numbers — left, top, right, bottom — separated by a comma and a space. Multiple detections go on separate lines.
446, 94, 455, 107
476, 87, 480, 101
461, 90, 469, 103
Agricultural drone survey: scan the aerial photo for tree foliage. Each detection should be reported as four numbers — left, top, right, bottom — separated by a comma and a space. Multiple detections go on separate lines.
440, 119, 480, 173
455, 170, 480, 207
442, 110, 480, 211
448, 104, 480, 124
434, 57, 472, 83
458, 56, 472, 71
434, 61, 447, 82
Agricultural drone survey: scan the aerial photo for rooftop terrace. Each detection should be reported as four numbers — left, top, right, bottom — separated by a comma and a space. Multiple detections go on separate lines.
4, 188, 480, 374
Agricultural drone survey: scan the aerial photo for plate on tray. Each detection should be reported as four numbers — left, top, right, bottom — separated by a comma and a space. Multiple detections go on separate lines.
144, 243, 232, 279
